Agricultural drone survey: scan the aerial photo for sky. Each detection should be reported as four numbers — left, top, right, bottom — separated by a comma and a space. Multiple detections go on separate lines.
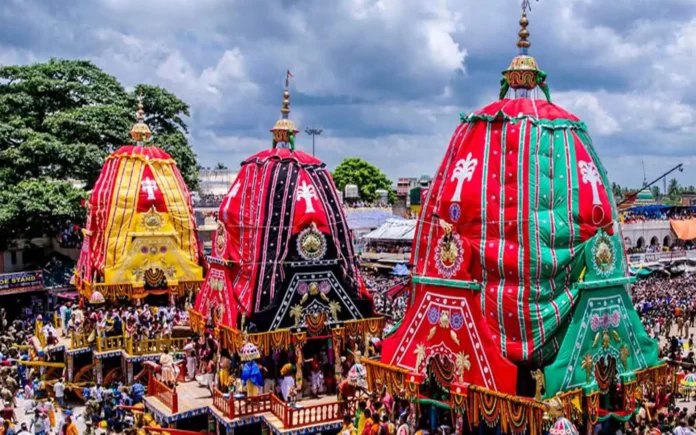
2, 0, 696, 189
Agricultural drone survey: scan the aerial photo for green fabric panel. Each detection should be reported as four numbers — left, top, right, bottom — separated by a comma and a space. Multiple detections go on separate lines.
543, 282, 660, 396
597, 405, 639, 423
417, 398, 452, 410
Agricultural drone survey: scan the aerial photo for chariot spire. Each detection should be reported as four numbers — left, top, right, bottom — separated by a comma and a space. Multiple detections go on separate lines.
130, 89, 152, 145
270, 70, 299, 150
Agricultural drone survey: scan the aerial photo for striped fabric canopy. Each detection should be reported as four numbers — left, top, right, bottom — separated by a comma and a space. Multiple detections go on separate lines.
412, 98, 618, 362
75, 145, 202, 291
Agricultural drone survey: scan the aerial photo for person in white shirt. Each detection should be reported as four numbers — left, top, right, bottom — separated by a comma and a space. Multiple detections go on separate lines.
90, 384, 103, 402
29, 409, 47, 435
53, 378, 65, 408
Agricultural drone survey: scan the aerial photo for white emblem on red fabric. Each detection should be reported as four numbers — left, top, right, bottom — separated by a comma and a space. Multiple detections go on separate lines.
450, 153, 478, 202
578, 160, 602, 205
296, 180, 318, 213
141, 177, 158, 200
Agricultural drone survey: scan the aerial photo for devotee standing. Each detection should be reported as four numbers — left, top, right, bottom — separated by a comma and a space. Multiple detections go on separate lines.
184, 338, 197, 382
159, 348, 177, 387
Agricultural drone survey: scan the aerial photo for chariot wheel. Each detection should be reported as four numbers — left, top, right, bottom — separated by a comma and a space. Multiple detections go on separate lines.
44, 367, 63, 381
104, 367, 123, 386
73, 363, 95, 401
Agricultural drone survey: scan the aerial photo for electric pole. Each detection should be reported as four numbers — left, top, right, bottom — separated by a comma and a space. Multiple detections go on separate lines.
304, 128, 323, 157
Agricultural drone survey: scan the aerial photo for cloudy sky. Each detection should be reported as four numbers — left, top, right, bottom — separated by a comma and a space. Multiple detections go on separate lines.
2, 0, 696, 188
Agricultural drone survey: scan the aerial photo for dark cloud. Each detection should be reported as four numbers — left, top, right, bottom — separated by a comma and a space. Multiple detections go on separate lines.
1, 0, 695, 188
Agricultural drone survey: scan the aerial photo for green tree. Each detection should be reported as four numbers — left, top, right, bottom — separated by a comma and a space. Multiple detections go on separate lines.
611, 182, 624, 199
332, 157, 395, 202
0, 59, 199, 246
215, 162, 228, 170
650, 185, 660, 202
668, 178, 682, 202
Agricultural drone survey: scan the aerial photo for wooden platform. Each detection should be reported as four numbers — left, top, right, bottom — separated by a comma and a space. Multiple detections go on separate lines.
147, 381, 213, 417
146, 382, 344, 434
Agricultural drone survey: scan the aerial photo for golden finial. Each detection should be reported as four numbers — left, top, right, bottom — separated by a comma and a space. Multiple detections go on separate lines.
270, 70, 299, 150
500, 0, 552, 102
130, 90, 152, 144
517, 10, 531, 50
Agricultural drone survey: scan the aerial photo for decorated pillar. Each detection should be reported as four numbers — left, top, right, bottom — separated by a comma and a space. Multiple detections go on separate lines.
292, 332, 307, 393
406, 373, 423, 432
127, 361, 134, 384
332, 327, 344, 385
450, 383, 468, 435
66, 353, 74, 383
94, 356, 103, 385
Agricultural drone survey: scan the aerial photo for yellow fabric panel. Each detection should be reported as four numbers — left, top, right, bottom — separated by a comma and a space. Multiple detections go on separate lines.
151, 161, 198, 263
104, 212, 202, 286
104, 158, 144, 268
670, 218, 696, 241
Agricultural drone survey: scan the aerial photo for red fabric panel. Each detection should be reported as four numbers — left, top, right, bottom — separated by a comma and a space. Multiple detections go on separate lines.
571, 131, 613, 238
381, 285, 517, 394
244, 148, 322, 166
136, 165, 168, 213
110, 145, 173, 161
292, 171, 330, 234
475, 99, 581, 122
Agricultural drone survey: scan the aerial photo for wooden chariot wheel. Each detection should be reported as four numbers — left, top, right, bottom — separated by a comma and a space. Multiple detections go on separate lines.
72, 363, 95, 401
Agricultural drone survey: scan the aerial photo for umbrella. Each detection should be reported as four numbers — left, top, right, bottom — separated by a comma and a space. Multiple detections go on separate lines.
681, 373, 696, 390
239, 342, 260, 362
89, 291, 105, 304
549, 417, 579, 435
347, 363, 368, 389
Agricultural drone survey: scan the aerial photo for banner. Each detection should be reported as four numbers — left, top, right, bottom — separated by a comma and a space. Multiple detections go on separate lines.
0, 271, 44, 295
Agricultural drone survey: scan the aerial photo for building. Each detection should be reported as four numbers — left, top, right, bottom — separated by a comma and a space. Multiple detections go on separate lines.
396, 177, 418, 195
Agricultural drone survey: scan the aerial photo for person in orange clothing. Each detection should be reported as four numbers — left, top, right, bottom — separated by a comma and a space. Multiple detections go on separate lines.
63, 415, 79, 435
361, 409, 375, 435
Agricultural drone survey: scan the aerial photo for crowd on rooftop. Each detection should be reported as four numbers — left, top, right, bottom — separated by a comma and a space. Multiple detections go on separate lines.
622, 208, 696, 224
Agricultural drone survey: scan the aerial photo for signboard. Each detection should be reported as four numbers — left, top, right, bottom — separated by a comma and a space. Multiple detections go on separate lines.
628, 254, 642, 264
0, 271, 44, 295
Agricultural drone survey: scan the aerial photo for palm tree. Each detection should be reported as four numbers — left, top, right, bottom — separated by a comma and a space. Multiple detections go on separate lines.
450, 153, 478, 202
668, 178, 682, 202
215, 162, 228, 170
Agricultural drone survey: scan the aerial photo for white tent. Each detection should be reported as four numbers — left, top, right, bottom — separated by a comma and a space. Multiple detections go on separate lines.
362, 219, 417, 241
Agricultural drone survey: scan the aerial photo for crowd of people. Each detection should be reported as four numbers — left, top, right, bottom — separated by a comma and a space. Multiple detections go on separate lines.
193, 193, 226, 208
56, 225, 83, 249
344, 202, 391, 209
622, 208, 696, 224
59, 302, 192, 345
0, 267, 694, 434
